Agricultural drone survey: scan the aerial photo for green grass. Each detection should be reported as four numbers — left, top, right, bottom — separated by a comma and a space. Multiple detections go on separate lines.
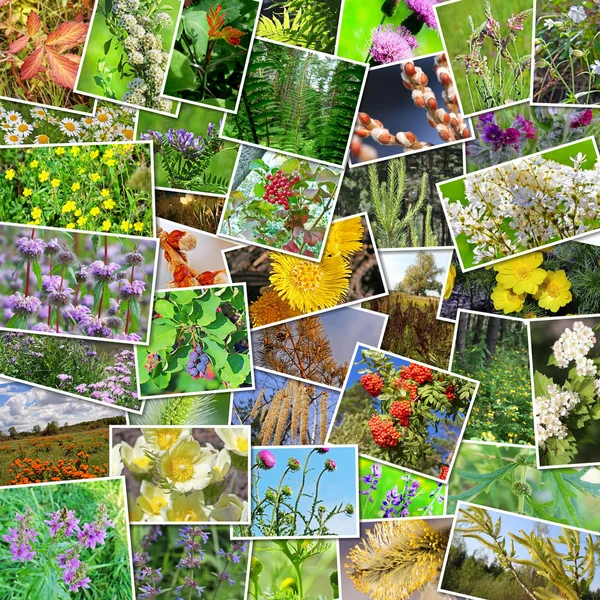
337, 0, 443, 63
0, 428, 117, 485
435, 0, 534, 114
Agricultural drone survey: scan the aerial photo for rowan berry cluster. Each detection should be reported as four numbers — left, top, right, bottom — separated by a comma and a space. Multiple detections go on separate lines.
389, 401, 412, 427
361, 373, 385, 397
368, 415, 401, 448
399, 363, 434, 384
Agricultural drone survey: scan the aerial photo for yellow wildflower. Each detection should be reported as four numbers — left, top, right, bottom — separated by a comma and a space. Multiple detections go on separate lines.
90, 207, 101, 216
4, 169, 15, 180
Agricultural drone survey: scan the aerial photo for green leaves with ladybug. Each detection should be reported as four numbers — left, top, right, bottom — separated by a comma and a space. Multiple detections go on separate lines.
138, 285, 252, 396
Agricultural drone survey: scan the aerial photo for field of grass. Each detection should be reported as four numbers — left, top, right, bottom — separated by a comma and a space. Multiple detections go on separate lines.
0, 426, 119, 485
364, 292, 454, 368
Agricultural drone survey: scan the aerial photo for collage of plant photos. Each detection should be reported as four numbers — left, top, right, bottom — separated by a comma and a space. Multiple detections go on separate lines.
3, 0, 600, 598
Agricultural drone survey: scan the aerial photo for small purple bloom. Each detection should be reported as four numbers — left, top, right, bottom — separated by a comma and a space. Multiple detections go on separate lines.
89, 260, 121, 282
8, 293, 41, 315
369, 24, 418, 64
256, 449, 276, 470
118, 280, 145, 301
16, 237, 47, 261
405, 0, 439, 29
570, 108, 594, 128
513, 114, 536, 139
316, 447, 330, 454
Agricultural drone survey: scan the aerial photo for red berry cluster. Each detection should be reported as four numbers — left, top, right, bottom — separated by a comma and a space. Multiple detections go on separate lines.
394, 378, 418, 401
369, 415, 400, 448
399, 363, 434, 384
263, 170, 300, 210
439, 465, 449, 480
445, 385, 456, 401
389, 401, 412, 427
361, 373, 385, 397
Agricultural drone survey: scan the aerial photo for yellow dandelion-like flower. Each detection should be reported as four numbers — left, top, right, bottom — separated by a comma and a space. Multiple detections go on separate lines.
4, 168, 15, 180
100, 189, 110, 197
102, 219, 112, 231
490, 284, 526, 314
324, 216, 364, 258
55, 147, 65, 155
50, 178, 60, 188
30, 160, 39, 168
23, 188, 33, 197
533, 270, 572, 312
90, 150, 100, 159
345, 519, 449, 600
74, 209, 82, 217
70, 146, 80, 156
62, 201, 77, 214
134, 221, 144, 232
39, 170, 49, 182
249, 289, 302, 327
103, 198, 115, 210
72, 182, 81, 192
269, 252, 351, 313
31, 207, 42, 220
66, 223, 75, 229
444, 263, 456, 299
90, 207, 101, 216
494, 252, 546, 295
90, 173, 100, 182
120, 220, 131, 232
77, 216, 88, 226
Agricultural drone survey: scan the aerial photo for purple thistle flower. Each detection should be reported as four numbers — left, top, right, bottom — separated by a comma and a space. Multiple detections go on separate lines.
16, 237, 47, 261
404, 0, 439, 29
369, 24, 418, 64
324, 458, 337, 472
256, 449, 276, 470
316, 447, 330, 454
287, 457, 301, 472
8, 293, 41, 315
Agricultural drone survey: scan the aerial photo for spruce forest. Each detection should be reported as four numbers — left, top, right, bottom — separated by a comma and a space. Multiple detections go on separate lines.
223, 40, 366, 165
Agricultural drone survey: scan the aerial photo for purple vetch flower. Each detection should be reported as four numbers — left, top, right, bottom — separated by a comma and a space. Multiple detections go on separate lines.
16, 237, 47, 261
404, 0, 439, 29
369, 24, 418, 64
140, 130, 164, 151
89, 260, 121, 282
118, 280, 145, 301
256, 449, 276, 470
8, 293, 41, 315
166, 128, 206, 160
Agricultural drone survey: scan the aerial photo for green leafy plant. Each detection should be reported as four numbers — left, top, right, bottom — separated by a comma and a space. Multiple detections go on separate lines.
257, 0, 341, 54
448, 443, 600, 530
220, 153, 341, 257
223, 39, 366, 166
138, 285, 252, 397
129, 394, 232, 425
164, 0, 259, 110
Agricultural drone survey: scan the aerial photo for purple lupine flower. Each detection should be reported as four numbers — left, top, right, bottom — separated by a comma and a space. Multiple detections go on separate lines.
324, 458, 337, 472
8, 293, 41, 315
118, 280, 145, 301
360, 463, 382, 502
404, 0, 439, 29
369, 24, 418, 64
88, 260, 121, 282
16, 237, 47, 261
256, 449, 276, 470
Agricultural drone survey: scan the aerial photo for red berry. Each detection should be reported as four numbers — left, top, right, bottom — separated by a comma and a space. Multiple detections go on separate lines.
389, 401, 411, 427
361, 373, 385, 397
399, 363, 433, 384
368, 415, 401, 448
445, 385, 456, 401
440, 465, 449, 480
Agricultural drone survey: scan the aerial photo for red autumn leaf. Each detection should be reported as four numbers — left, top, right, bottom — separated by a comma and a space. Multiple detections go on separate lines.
303, 228, 325, 247
283, 240, 300, 253
207, 4, 226, 36
27, 11, 41, 36
218, 25, 245, 46
44, 46, 79, 88
20, 45, 45, 80
45, 21, 89, 51
8, 35, 29, 54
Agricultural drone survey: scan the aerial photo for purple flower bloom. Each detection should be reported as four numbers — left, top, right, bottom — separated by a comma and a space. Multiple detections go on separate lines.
405, 0, 439, 29
42, 274, 62, 294
89, 261, 121, 282
360, 463, 382, 502
79, 315, 113, 338
62, 304, 91, 324
16, 237, 47, 261
165, 128, 207, 160
140, 130, 163, 151
481, 123, 521, 150
513, 114, 536, 139
45, 238, 60, 255
369, 24, 418, 64
324, 458, 337, 472
118, 280, 145, 301
478, 112, 496, 125
570, 108, 594, 128
256, 449, 276, 470
316, 447, 330, 454
48, 288, 74, 307
8, 293, 41, 315
3, 509, 38, 562
124, 251, 144, 267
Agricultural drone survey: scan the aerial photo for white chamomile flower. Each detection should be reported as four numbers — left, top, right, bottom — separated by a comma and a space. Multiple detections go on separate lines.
13, 122, 32, 137
158, 434, 215, 493
215, 427, 249, 456
4, 111, 22, 124
4, 132, 22, 145
31, 106, 47, 119
59, 117, 81, 137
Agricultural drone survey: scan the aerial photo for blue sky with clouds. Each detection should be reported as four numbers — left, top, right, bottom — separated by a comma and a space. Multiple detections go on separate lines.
251, 446, 358, 537
0, 379, 123, 433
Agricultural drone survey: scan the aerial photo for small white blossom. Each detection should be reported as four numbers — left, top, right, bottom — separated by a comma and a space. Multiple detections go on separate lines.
568, 5, 587, 23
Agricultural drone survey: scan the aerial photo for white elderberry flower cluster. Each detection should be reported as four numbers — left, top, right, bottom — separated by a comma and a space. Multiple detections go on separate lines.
444, 153, 600, 265
552, 321, 597, 376
110, 0, 173, 111
535, 383, 581, 443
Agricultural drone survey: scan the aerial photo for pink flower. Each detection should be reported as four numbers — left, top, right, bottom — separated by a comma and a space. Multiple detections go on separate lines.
256, 449, 276, 470
324, 459, 337, 472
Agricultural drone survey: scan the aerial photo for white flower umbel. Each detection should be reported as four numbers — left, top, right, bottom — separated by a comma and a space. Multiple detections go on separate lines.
534, 383, 581, 443
444, 153, 600, 265
552, 321, 597, 376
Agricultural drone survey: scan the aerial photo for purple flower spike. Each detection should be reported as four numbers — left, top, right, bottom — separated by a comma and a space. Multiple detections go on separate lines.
369, 24, 418, 64
404, 0, 439, 29
256, 449, 276, 470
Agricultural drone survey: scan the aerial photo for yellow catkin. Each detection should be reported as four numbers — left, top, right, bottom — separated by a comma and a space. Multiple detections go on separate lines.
249, 388, 265, 421
319, 392, 329, 444
273, 390, 292, 445
260, 390, 284, 445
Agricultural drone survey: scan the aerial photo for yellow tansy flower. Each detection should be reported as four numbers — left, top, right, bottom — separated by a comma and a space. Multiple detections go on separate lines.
39, 170, 50, 182
102, 219, 112, 231
90, 207, 101, 216
4, 169, 15, 180
50, 178, 60, 188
